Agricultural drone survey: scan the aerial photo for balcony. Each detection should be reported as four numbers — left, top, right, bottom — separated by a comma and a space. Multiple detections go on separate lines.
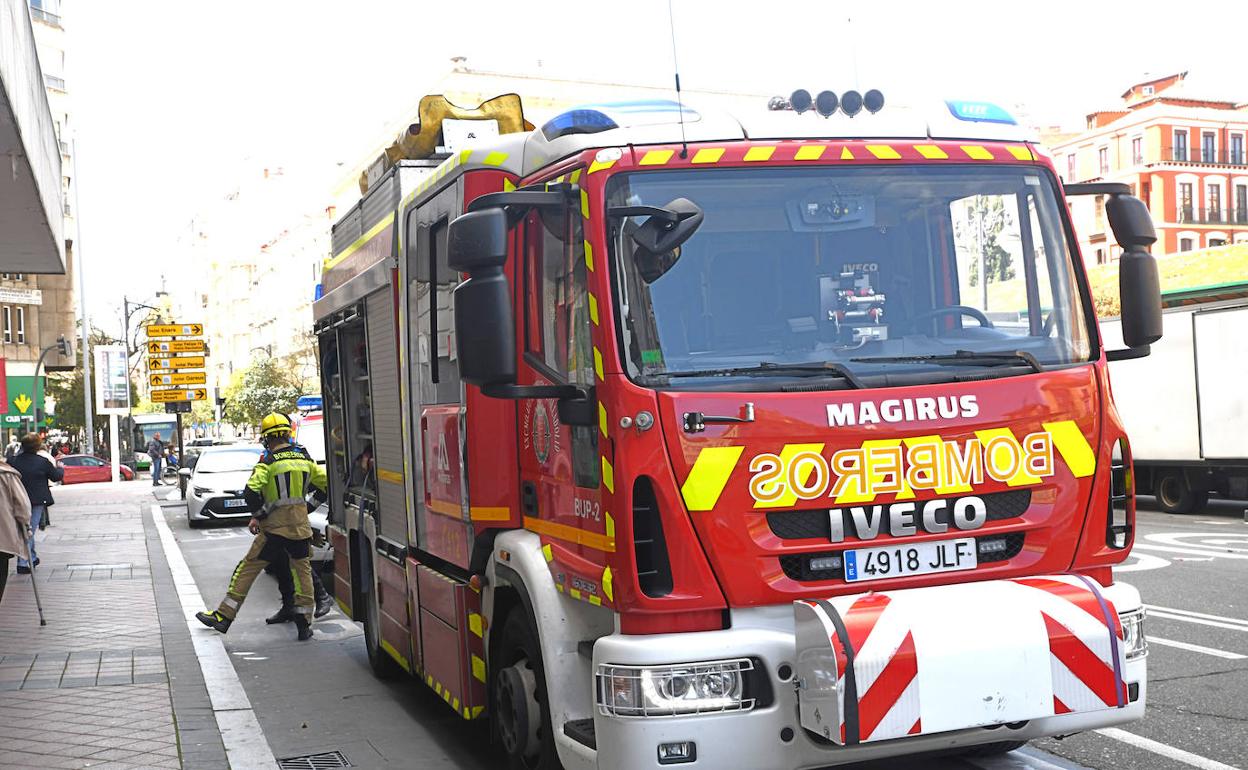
29, 5, 60, 26
1163, 146, 1248, 166
1176, 207, 1248, 225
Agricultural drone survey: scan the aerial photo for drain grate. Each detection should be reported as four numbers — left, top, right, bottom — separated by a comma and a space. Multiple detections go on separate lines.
277, 751, 352, 769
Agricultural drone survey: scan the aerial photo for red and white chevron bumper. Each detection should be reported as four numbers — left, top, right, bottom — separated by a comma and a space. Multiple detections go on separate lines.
794, 574, 1131, 745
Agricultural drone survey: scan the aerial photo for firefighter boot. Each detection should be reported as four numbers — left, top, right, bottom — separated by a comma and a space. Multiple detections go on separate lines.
315, 591, 333, 618
195, 610, 232, 634
266, 606, 297, 624
295, 615, 313, 641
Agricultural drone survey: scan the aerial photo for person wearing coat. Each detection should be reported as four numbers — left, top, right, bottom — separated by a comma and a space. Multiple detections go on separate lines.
0, 459, 33, 603
9, 434, 63, 574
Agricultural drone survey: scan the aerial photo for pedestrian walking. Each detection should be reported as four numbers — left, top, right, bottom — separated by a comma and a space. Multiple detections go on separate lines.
9, 434, 63, 574
146, 433, 165, 486
0, 458, 32, 604
4, 436, 20, 463
196, 413, 328, 641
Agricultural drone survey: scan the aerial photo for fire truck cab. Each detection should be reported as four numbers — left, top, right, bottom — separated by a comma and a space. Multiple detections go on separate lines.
314, 92, 1162, 770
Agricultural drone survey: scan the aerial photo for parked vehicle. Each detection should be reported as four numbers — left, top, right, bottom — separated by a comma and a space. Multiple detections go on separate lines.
1103, 284, 1248, 513
314, 93, 1162, 769
58, 455, 135, 484
185, 445, 262, 528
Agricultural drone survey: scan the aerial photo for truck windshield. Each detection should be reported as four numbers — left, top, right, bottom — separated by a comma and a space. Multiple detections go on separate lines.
607, 165, 1093, 387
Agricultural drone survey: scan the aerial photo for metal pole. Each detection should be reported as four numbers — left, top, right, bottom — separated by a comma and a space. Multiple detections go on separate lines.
72, 138, 95, 455
109, 413, 121, 484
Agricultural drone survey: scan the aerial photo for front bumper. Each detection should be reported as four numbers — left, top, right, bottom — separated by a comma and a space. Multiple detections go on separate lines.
588, 580, 1145, 770
187, 493, 253, 522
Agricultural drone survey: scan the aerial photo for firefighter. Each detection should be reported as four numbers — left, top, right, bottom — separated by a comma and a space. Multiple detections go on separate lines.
195, 413, 327, 641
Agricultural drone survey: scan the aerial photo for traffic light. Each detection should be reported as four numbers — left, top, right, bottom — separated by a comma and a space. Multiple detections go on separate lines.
56, 335, 73, 358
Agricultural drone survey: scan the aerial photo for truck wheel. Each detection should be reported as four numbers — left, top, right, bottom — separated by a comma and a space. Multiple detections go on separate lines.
960, 740, 1028, 756
493, 608, 560, 770
363, 561, 399, 679
1156, 472, 1208, 514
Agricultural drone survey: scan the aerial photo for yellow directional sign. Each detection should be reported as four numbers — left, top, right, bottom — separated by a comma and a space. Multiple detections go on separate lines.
145, 323, 204, 337
13, 393, 32, 414
148, 339, 205, 354
148, 356, 206, 371
150, 371, 207, 386
150, 388, 208, 403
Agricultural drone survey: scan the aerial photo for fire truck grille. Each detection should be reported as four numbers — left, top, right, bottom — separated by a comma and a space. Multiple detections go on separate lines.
779, 532, 1026, 582
766, 489, 1032, 541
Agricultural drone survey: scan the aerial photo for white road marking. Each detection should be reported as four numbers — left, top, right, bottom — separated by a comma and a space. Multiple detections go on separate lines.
1147, 636, 1247, 660
1095, 727, 1242, 770
1113, 551, 1171, 572
1133, 543, 1248, 560
966, 746, 1088, 769
1145, 532, 1248, 552
1147, 611, 1248, 633
151, 505, 277, 770
1146, 604, 1248, 628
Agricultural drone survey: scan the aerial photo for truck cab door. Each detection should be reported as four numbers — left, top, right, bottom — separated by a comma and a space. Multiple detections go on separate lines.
515, 190, 609, 588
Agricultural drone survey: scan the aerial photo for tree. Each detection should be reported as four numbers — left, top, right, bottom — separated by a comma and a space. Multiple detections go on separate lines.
962, 195, 1016, 288
223, 356, 301, 428
46, 328, 140, 442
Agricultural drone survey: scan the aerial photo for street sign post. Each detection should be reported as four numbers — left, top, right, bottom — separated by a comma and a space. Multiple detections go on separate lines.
147, 339, 206, 354
145, 323, 204, 337
148, 356, 206, 371
150, 371, 207, 386
151, 388, 208, 403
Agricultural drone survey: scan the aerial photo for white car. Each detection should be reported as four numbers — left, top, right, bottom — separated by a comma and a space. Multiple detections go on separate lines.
186, 445, 264, 528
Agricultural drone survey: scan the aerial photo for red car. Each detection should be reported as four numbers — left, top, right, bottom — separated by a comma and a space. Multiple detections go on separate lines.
57, 454, 135, 484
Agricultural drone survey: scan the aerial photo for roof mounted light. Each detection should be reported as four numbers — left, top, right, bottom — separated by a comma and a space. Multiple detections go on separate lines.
863, 89, 885, 114
790, 89, 812, 115
840, 90, 863, 117
814, 91, 839, 118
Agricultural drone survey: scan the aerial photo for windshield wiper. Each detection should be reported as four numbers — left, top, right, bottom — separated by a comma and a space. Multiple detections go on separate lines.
851, 349, 1044, 374
640, 361, 864, 389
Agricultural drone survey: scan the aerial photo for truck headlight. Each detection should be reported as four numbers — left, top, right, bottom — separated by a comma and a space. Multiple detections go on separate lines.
1120, 608, 1147, 660
596, 659, 755, 717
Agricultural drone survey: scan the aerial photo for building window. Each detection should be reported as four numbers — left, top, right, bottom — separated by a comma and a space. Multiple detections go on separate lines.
2, 307, 9, 344
1209, 184, 1222, 220
1232, 134, 1245, 166
1179, 237, 1194, 252
1098, 147, 1109, 175
15, 308, 24, 344
1066, 154, 1076, 181
1095, 248, 1106, 265
1179, 182, 1194, 221
1202, 132, 1217, 163
1235, 184, 1247, 224
1142, 85, 1154, 96
1210, 238, 1227, 247
1131, 137, 1142, 165
1174, 130, 1188, 162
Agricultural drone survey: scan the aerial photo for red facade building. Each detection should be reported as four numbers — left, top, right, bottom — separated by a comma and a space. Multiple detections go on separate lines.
1050, 72, 1248, 260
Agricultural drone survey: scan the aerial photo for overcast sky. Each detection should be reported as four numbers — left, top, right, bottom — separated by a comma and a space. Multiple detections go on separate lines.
66, 0, 1248, 332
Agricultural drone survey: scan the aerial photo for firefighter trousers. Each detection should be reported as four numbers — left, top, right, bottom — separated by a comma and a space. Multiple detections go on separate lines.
217, 531, 314, 621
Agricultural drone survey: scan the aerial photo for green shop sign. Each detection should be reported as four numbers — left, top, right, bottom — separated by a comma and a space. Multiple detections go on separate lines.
2, 376, 47, 428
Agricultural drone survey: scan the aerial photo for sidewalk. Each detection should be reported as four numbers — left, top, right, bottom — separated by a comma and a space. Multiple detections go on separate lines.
0, 482, 228, 769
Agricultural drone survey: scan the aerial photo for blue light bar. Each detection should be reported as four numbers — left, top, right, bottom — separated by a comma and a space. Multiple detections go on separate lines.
945, 100, 1016, 125
540, 100, 700, 141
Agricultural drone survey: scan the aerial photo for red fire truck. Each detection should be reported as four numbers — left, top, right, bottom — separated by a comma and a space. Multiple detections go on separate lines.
313, 91, 1162, 769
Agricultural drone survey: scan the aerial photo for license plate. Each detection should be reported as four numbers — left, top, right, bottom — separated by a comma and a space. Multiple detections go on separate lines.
223, 499, 249, 509
844, 538, 977, 583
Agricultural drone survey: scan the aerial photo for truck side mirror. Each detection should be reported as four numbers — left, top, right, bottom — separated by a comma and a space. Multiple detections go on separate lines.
449, 209, 516, 386
1106, 195, 1163, 350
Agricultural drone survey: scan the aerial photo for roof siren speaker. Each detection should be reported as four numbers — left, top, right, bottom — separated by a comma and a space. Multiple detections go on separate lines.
814, 91, 839, 118
790, 89, 813, 114
840, 90, 863, 117
864, 89, 885, 114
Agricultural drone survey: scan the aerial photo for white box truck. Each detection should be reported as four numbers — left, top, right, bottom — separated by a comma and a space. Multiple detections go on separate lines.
1104, 284, 1248, 512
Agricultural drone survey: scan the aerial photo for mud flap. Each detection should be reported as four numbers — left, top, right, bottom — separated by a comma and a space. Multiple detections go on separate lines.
794, 574, 1126, 745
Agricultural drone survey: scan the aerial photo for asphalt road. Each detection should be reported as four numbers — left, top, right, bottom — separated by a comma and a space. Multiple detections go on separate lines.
160, 489, 1246, 770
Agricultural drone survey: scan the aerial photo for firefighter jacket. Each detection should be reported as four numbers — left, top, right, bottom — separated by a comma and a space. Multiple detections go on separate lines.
243, 442, 328, 541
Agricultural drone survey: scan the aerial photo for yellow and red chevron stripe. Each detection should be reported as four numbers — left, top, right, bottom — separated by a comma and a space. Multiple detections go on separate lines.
627, 141, 1035, 170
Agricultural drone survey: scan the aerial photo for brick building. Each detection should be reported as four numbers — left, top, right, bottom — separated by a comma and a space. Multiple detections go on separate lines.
1050, 72, 1248, 260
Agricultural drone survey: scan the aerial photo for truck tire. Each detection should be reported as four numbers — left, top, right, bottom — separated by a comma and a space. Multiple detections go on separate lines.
959, 740, 1028, 756
493, 608, 561, 770
363, 558, 400, 679
1156, 472, 1208, 514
